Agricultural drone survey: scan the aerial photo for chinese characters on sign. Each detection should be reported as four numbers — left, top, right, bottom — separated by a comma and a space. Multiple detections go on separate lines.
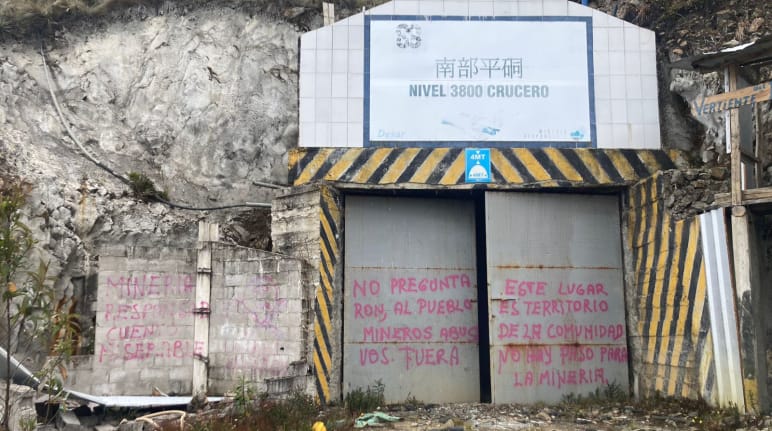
436, 57, 523, 79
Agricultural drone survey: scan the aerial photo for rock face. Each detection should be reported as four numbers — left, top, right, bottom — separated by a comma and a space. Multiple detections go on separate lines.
0, 5, 302, 306
660, 168, 730, 219
593, 0, 772, 176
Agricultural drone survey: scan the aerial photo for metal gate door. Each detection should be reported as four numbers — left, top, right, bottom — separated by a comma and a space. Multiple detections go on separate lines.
344, 196, 480, 403
486, 192, 629, 403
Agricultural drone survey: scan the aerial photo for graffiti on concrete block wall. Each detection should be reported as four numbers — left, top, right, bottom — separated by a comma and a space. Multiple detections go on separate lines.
212, 273, 299, 376
97, 273, 196, 364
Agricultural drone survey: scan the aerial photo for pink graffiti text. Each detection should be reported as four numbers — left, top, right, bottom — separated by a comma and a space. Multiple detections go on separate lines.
97, 339, 191, 363
511, 368, 608, 388
361, 325, 478, 343
103, 301, 193, 322
358, 346, 461, 370
106, 274, 194, 299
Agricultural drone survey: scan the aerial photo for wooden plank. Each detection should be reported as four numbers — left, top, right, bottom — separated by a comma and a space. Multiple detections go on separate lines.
754, 103, 762, 187
715, 187, 772, 207
729, 65, 742, 206
730, 208, 757, 413
323, 2, 335, 26
692, 80, 772, 115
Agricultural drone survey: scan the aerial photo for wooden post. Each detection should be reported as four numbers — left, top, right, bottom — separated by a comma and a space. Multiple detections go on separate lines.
728, 65, 742, 205
755, 103, 762, 187
193, 222, 218, 396
730, 206, 765, 412
323, 2, 335, 26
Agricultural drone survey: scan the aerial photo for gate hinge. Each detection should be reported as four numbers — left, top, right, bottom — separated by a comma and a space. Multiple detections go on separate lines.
192, 307, 211, 315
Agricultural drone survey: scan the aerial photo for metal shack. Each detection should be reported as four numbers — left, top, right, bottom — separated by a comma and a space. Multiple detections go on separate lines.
273, 0, 729, 407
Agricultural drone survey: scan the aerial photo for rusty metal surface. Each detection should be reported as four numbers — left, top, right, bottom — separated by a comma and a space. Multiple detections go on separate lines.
344, 196, 480, 403
485, 192, 628, 404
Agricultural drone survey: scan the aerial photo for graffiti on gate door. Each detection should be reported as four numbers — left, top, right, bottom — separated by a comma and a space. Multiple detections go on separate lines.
490, 271, 628, 397
349, 274, 479, 371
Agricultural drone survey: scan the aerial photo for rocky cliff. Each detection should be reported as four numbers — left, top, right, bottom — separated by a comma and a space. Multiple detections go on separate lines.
1, 2, 311, 302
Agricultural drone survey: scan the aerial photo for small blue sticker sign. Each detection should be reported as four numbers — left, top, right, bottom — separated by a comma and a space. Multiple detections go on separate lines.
465, 148, 491, 183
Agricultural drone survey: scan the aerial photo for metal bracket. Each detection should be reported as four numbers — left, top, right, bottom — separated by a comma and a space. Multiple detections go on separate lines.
192, 307, 211, 315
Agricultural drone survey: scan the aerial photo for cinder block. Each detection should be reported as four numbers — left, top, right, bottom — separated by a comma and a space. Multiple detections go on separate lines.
108, 368, 136, 383
90, 383, 119, 396
56, 410, 81, 431
169, 366, 192, 381
277, 311, 300, 329
225, 274, 246, 287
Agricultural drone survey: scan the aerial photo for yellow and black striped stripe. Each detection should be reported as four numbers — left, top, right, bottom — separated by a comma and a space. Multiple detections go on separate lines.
628, 174, 714, 400
289, 148, 688, 187
314, 186, 342, 404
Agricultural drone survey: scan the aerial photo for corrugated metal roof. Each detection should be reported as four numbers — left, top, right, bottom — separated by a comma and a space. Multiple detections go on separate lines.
64, 390, 224, 408
2, 346, 225, 408
670, 36, 772, 71
0, 346, 41, 387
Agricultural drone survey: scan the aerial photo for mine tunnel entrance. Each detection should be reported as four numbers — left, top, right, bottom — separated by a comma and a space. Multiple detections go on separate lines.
341, 191, 629, 404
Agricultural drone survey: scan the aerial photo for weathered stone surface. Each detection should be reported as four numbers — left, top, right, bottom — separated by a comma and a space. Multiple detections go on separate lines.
0, 5, 306, 360
0, 383, 36, 431
659, 168, 729, 219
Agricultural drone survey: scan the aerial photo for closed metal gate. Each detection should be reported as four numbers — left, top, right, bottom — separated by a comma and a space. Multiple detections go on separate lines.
486, 192, 629, 403
343, 196, 480, 403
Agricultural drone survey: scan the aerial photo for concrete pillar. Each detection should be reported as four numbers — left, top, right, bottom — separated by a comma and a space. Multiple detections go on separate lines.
193, 222, 218, 396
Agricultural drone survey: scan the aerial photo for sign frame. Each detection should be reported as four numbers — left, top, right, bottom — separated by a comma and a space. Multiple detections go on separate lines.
364, 15, 597, 148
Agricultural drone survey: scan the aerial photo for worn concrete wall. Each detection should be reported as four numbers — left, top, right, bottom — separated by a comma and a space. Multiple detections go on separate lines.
65, 246, 198, 395
624, 173, 716, 403
208, 245, 308, 395
271, 186, 344, 404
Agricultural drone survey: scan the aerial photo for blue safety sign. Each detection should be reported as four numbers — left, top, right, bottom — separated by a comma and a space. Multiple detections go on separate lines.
465, 148, 491, 183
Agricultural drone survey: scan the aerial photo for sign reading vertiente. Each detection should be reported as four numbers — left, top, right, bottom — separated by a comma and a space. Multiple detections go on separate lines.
365, 16, 596, 147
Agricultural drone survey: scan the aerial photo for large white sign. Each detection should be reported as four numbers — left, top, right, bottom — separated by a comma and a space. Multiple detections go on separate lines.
366, 17, 595, 146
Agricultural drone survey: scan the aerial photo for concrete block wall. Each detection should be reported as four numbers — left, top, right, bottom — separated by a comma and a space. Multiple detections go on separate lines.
82, 246, 197, 395
208, 245, 307, 394
65, 241, 309, 397
624, 174, 716, 403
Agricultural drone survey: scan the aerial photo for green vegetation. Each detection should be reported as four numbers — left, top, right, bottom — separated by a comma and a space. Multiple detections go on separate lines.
0, 176, 78, 429
232, 376, 257, 415
560, 381, 629, 406
344, 379, 385, 416
176, 379, 393, 431
635, 394, 757, 431
127, 171, 168, 201
558, 384, 763, 431
181, 384, 339, 431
